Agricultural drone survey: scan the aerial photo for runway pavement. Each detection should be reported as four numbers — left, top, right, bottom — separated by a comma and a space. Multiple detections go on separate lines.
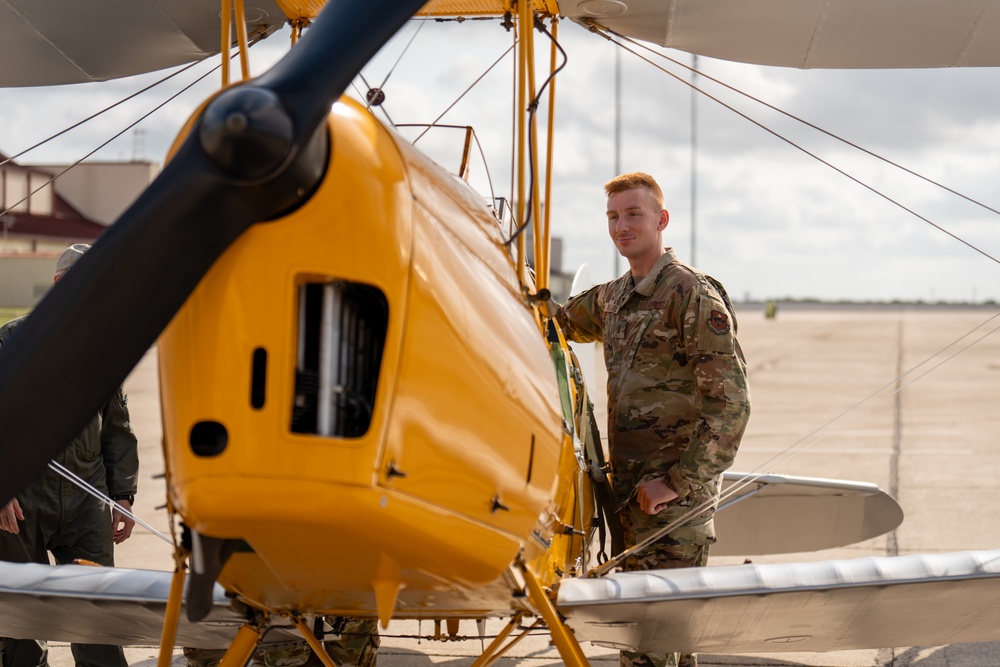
43, 304, 1000, 666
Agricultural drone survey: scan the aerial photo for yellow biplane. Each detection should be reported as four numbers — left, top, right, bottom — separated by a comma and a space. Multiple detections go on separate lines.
1, 1, 1000, 666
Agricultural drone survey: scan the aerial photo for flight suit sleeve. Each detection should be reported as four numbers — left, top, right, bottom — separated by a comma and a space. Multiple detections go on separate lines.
0, 318, 22, 349
555, 284, 605, 344
666, 281, 751, 498
101, 386, 139, 498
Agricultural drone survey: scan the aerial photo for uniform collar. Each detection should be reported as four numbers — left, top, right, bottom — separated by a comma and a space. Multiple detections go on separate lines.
634, 248, 677, 297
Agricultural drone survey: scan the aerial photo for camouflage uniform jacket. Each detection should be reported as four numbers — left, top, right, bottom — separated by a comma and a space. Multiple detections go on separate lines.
556, 249, 750, 540
0, 316, 138, 513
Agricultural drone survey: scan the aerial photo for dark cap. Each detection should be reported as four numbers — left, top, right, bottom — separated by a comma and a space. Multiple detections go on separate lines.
55, 243, 90, 275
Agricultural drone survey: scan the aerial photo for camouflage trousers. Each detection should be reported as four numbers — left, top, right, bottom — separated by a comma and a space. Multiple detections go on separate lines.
618, 509, 711, 667
184, 618, 379, 667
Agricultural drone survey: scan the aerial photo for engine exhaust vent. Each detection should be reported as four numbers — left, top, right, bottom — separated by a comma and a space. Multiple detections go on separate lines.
291, 281, 388, 438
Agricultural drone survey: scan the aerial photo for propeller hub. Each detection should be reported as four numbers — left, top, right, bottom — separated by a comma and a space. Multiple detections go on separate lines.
199, 87, 295, 183
224, 111, 250, 134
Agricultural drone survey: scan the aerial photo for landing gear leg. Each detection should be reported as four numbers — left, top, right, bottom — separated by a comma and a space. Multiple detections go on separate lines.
470, 614, 543, 667
290, 615, 340, 667
517, 559, 590, 666
156, 558, 187, 667
220, 623, 262, 667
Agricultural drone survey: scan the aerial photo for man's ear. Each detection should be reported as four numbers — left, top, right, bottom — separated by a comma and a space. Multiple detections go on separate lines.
659, 209, 670, 230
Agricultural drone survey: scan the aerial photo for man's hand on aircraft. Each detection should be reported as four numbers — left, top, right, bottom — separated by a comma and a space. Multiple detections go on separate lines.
112, 500, 135, 544
0, 497, 24, 534
636, 477, 679, 515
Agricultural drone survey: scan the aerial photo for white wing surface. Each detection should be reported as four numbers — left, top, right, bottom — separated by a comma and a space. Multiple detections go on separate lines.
714, 472, 903, 556
0, 0, 285, 86
564, 0, 1000, 69
0, 561, 299, 648
4, 0, 1000, 87
558, 549, 1000, 654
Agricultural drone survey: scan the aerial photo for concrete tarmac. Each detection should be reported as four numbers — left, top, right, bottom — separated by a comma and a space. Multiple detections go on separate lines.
43, 305, 1000, 666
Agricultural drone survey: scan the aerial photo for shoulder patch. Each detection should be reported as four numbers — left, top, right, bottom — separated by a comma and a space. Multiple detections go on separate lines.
707, 309, 730, 335
695, 297, 735, 354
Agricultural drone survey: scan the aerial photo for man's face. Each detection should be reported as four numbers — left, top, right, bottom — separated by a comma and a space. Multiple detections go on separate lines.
606, 187, 667, 261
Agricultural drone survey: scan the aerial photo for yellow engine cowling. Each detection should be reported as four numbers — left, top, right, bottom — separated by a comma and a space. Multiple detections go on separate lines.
158, 98, 569, 614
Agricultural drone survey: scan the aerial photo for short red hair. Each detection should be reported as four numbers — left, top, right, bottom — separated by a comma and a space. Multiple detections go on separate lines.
604, 172, 665, 210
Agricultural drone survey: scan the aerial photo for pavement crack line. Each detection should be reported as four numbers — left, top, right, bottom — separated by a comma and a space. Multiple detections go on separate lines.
877, 314, 906, 667
888, 313, 902, 559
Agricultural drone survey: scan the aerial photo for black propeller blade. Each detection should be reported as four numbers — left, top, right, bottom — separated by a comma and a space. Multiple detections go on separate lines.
0, 0, 428, 506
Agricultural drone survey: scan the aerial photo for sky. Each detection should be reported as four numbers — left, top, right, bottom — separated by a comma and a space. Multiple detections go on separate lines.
3, 16, 1000, 303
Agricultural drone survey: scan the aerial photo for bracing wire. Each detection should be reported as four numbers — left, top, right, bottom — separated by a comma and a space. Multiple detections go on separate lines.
376, 5, 439, 91
356, 6, 440, 122
612, 28, 1000, 220
357, 72, 396, 126
0, 59, 204, 171
0, 65, 219, 220
413, 44, 515, 144
1, 37, 269, 220
0, 28, 272, 171
585, 24, 1000, 267
352, 14, 509, 153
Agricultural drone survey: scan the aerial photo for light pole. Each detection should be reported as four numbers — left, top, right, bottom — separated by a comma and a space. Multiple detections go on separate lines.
690, 54, 698, 266
613, 47, 622, 278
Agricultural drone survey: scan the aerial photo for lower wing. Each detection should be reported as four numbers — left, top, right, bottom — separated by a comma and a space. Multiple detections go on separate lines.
0, 562, 297, 648
558, 549, 1000, 654
714, 471, 904, 556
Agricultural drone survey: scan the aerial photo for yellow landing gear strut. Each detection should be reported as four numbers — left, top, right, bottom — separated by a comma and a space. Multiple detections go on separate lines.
219, 622, 263, 667
156, 557, 187, 667
517, 558, 589, 666
470, 613, 544, 667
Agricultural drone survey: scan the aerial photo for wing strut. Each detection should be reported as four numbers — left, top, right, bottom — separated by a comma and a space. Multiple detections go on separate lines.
470, 613, 542, 667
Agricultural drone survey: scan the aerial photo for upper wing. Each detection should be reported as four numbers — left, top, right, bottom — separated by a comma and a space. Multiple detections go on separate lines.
7, 0, 1000, 88
713, 472, 903, 556
0, 0, 286, 87
558, 549, 1000, 654
0, 0, 563, 88
561, 0, 1000, 69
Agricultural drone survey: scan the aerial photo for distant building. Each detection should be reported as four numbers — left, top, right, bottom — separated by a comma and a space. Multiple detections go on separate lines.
1, 153, 105, 253
0, 153, 157, 306
28, 160, 159, 226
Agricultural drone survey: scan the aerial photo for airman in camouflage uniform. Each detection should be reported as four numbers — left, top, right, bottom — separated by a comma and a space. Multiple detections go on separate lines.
556, 173, 750, 667
184, 617, 378, 667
